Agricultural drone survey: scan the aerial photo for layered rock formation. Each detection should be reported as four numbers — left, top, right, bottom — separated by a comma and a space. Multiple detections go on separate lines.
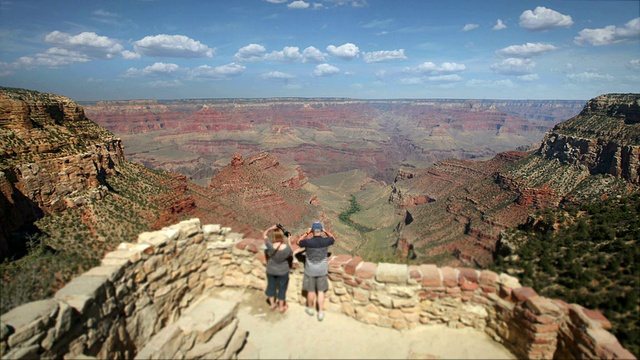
84, 98, 584, 184
391, 94, 639, 266
538, 94, 640, 184
0, 88, 125, 259
205, 151, 322, 239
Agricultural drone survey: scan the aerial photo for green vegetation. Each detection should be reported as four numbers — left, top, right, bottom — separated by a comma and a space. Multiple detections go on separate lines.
491, 192, 640, 357
338, 194, 375, 233
0, 162, 190, 314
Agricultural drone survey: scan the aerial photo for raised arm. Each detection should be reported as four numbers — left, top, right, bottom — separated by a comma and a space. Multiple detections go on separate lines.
323, 229, 336, 239
263, 225, 278, 239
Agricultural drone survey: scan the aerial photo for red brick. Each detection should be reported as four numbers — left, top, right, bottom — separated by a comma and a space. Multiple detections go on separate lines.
472, 295, 489, 305
458, 267, 479, 283
446, 287, 461, 294
235, 241, 249, 250
441, 266, 458, 287
344, 279, 359, 287
481, 286, 496, 293
499, 285, 513, 300
246, 243, 258, 253
418, 291, 438, 300
512, 287, 538, 302
479, 270, 498, 286
329, 254, 352, 267
420, 264, 441, 287
355, 262, 376, 280
408, 265, 422, 280
460, 282, 479, 291
344, 256, 363, 275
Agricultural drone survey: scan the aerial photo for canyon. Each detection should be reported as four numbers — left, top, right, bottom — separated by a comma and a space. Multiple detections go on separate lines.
1, 87, 638, 358
83, 97, 585, 185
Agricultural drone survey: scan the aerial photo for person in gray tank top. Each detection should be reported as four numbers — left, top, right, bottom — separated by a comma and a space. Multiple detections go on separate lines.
296, 221, 336, 321
263, 224, 293, 313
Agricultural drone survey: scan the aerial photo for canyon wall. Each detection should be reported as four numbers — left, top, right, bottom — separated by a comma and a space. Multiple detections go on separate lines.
538, 94, 640, 184
84, 98, 584, 183
1, 219, 634, 359
0, 89, 125, 259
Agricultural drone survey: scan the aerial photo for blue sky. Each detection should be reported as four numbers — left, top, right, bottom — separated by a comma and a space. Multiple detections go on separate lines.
1, 0, 638, 101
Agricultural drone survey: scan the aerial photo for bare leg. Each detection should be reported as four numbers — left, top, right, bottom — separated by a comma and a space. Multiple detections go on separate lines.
268, 297, 276, 310
306, 291, 316, 310
279, 299, 288, 313
317, 291, 325, 313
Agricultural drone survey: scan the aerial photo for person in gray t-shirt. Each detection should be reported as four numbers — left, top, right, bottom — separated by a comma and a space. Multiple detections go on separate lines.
263, 224, 293, 313
296, 221, 335, 321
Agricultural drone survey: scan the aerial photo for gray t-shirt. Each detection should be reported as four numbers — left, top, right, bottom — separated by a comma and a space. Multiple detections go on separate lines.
299, 235, 335, 277
265, 241, 292, 276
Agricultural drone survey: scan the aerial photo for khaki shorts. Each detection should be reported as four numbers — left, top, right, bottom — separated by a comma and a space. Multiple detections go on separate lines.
302, 274, 329, 292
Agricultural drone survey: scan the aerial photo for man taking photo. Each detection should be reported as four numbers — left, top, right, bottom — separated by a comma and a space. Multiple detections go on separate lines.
296, 221, 336, 321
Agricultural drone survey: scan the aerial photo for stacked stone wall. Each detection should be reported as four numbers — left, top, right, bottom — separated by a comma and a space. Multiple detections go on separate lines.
1, 218, 635, 360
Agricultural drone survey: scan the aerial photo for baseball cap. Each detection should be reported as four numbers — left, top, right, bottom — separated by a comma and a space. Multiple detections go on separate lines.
312, 222, 323, 232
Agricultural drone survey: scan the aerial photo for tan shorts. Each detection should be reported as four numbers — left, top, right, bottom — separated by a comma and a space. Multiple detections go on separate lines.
302, 274, 329, 292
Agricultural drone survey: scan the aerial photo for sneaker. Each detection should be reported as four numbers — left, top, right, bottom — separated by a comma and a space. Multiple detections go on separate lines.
317, 312, 325, 321
305, 307, 314, 316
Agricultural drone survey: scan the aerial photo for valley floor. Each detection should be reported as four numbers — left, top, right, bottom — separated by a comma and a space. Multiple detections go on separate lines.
209, 288, 515, 360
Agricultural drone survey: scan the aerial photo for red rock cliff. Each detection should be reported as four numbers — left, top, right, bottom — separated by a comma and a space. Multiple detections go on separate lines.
0, 88, 125, 259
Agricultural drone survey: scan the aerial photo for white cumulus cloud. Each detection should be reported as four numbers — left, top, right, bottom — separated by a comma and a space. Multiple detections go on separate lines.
490, 58, 536, 75
574, 17, 640, 46
496, 43, 558, 58
519, 6, 573, 31
462, 24, 479, 32
261, 71, 296, 80
518, 74, 540, 81
133, 34, 214, 58
124, 62, 183, 77
326, 43, 359, 59
629, 59, 640, 71
17, 48, 91, 68
403, 61, 466, 74
191, 63, 246, 79
362, 49, 407, 63
41, 30, 130, 63
567, 72, 615, 82
302, 46, 328, 63
234, 44, 267, 61
288, 0, 310, 9
493, 19, 507, 30
264, 46, 303, 62
311, 63, 340, 77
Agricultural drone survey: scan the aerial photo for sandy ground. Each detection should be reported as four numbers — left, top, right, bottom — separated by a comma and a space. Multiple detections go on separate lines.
208, 288, 515, 360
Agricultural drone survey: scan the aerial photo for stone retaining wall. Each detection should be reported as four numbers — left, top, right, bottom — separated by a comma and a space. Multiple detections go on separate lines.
0, 218, 635, 359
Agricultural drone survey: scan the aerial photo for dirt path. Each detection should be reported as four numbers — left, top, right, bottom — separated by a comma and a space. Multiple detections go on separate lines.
209, 288, 515, 360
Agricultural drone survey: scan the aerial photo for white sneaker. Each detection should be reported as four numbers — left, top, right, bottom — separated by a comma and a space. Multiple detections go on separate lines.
317, 312, 325, 321
305, 307, 314, 316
